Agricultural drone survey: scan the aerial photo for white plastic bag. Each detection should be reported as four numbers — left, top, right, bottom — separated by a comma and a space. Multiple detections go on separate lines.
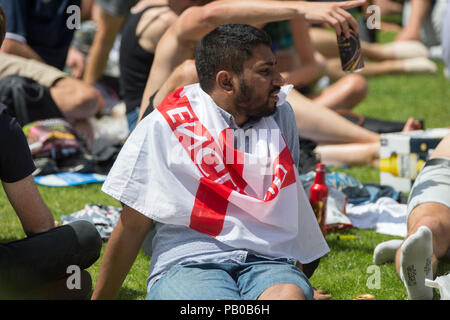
425, 275, 450, 300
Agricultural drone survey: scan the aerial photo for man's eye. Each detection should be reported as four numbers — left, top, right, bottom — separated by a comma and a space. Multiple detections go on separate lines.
259, 69, 270, 75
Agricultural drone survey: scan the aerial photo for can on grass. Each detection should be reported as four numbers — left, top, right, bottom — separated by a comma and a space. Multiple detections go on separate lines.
337, 28, 364, 72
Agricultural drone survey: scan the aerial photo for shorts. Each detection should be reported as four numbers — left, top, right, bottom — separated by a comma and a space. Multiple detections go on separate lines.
407, 158, 450, 217
402, 0, 447, 47
126, 107, 140, 132
0, 52, 67, 88
126, 91, 157, 132
96, 0, 138, 16
146, 257, 314, 300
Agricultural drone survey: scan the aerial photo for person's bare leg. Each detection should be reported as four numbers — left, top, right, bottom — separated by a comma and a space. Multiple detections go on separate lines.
396, 203, 450, 276
83, 4, 126, 84
312, 73, 368, 110
315, 141, 380, 166
395, 203, 450, 299
310, 27, 395, 60
50, 78, 104, 147
50, 78, 103, 120
287, 88, 380, 144
325, 57, 435, 81
396, 0, 432, 42
310, 27, 428, 61
258, 283, 306, 300
395, 135, 450, 299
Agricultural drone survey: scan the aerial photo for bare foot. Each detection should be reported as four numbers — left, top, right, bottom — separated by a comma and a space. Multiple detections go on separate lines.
402, 117, 422, 132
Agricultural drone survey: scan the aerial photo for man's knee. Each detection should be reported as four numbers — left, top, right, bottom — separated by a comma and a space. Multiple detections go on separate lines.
68, 220, 102, 268
51, 78, 103, 119
343, 74, 369, 99
258, 282, 306, 300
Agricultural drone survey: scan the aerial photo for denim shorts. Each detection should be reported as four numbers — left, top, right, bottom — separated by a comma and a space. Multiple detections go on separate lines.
146, 258, 314, 300
126, 107, 140, 132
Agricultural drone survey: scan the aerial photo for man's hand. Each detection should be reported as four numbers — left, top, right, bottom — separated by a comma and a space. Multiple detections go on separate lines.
297, 0, 366, 37
66, 46, 86, 79
313, 288, 332, 300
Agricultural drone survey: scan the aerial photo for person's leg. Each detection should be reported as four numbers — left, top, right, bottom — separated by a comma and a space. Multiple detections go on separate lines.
0, 52, 104, 120
397, 0, 433, 42
287, 88, 380, 145
315, 141, 381, 166
394, 152, 450, 299
50, 77, 103, 120
312, 73, 368, 110
237, 258, 314, 300
146, 263, 242, 300
50, 77, 104, 147
83, 3, 127, 84
0, 220, 102, 299
396, 203, 450, 275
325, 56, 436, 81
310, 27, 425, 60
395, 203, 450, 299
258, 283, 306, 300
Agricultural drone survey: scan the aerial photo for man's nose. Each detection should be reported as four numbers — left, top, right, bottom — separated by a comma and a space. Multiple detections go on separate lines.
273, 72, 285, 87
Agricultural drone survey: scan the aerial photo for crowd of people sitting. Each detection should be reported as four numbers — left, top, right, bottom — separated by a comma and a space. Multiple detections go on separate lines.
0, 0, 448, 300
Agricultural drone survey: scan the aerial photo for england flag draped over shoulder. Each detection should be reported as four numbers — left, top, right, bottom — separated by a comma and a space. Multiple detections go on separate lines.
102, 84, 329, 264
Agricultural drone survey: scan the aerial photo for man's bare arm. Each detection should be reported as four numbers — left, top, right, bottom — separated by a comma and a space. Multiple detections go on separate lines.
91, 205, 153, 300
139, 0, 365, 119
0, 38, 44, 62
2, 175, 54, 236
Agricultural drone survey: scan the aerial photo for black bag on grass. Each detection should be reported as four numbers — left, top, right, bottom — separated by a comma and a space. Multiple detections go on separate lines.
0, 75, 63, 126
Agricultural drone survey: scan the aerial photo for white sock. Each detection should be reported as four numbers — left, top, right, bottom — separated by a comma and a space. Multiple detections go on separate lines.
400, 226, 434, 300
373, 239, 403, 265
402, 57, 437, 74
383, 41, 428, 59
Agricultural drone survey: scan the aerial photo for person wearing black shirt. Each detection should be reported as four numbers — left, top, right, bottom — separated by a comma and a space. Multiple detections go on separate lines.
0, 7, 101, 299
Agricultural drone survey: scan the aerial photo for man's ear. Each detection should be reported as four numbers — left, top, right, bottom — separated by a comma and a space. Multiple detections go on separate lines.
216, 71, 234, 94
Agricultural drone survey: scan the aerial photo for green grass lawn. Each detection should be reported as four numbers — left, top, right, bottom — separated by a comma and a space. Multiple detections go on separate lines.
1, 29, 449, 300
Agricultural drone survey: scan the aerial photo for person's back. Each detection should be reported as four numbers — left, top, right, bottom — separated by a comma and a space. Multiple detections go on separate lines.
119, 4, 176, 130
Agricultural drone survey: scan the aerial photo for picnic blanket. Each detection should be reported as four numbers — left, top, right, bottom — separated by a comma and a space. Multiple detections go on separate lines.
60, 204, 122, 240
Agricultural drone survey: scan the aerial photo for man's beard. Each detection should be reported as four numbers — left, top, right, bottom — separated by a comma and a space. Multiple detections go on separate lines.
235, 79, 279, 121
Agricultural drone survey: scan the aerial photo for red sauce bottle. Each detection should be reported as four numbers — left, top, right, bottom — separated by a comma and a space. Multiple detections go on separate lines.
309, 163, 328, 237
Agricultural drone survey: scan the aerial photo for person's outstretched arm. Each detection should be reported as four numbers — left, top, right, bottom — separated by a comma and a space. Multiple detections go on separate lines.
139, 0, 366, 120
91, 205, 153, 300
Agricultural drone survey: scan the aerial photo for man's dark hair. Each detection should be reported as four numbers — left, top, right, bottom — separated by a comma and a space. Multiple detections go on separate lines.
0, 5, 5, 46
195, 24, 272, 93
